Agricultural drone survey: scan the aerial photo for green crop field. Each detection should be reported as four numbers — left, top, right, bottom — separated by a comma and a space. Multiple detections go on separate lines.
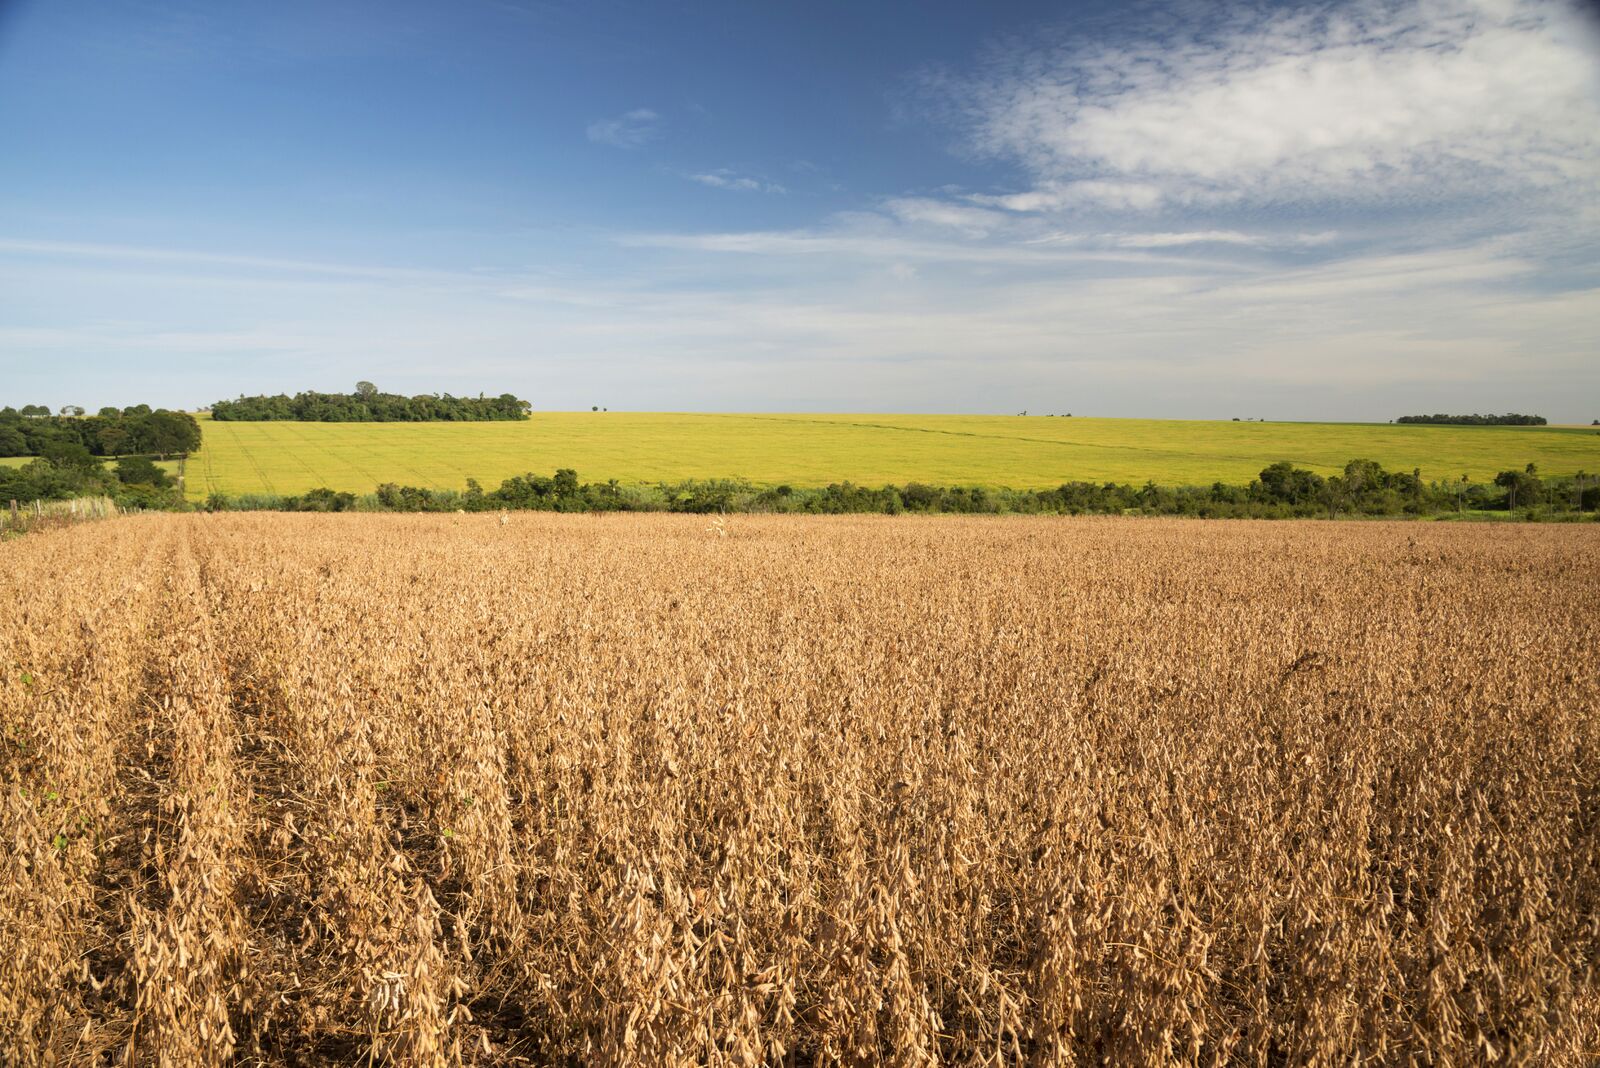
176, 413, 1600, 499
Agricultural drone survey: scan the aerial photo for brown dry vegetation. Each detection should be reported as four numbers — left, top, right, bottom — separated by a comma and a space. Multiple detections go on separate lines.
2, 512, 1597, 1066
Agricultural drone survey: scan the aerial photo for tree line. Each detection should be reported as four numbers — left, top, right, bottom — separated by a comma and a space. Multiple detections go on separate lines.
1396, 413, 1547, 425
210, 382, 531, 421
0, 452, 185, 511
0, 406, 201, 459
199, 459, 1599, 519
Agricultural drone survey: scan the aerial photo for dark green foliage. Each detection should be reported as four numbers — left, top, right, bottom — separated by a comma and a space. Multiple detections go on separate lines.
1494, 467, 1543, 511
39, 440, 100, 471
1255, 461, 1326, 505
1397, 413, 1547, 425
280, 487, 358, 512
139, 410, 203, 457
194, 459, 1599, 521
210, 386, 530, 422
114, 456, 172, 488
0, 459, 101, 502
0, 455, 183, 510
0, 407, 201, 458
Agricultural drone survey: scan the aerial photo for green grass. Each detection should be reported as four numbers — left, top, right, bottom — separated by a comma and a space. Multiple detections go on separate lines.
177, 413, 1600, 500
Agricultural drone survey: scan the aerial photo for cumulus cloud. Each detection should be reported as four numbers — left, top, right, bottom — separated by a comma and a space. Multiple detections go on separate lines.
586, 107, 660, 148
948, 0, 1600, 212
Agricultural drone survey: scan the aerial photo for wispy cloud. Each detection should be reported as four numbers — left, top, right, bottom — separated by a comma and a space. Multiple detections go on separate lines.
2, 225, 1595, 418
0, 237, 452, 282
585, 107, 660, 148
685, 169, 786, 193
1085, 230, 1337, 250
941, 0, 1600, 214
5, 0, 1596, 419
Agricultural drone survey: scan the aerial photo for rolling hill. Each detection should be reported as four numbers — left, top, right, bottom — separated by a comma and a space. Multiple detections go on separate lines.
177, 412, 1600, 499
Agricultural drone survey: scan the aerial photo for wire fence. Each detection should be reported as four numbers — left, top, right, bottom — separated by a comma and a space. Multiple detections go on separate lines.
1, 495, 120, 535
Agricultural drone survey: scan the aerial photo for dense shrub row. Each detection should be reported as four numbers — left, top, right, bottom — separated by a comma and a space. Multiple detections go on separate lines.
198, 459, 1600, 519
0, 454, 186, 510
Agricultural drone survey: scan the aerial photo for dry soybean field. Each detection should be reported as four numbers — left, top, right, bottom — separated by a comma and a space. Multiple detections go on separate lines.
3, 513, 1598, 1066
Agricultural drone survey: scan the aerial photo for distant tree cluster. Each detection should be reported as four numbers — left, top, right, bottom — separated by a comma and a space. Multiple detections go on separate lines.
0, 450, 183, 510
210, 383, 531, 422
0, 405, 201, 459
1396, 413, 1547, 426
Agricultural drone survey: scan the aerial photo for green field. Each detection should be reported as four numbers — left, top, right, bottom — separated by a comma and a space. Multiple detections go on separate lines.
167, 413, 1600, 499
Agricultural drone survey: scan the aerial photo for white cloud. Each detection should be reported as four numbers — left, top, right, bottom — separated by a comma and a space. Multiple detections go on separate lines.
3, 227, 1595, 419
586, 107, 660, 149
0, 237, 450, 282
1106, 230, 1339, 249
7, 0, 1597, 419
685, 169, 787, 193
882, 197, 1007, 237
950, 0, 1600, 212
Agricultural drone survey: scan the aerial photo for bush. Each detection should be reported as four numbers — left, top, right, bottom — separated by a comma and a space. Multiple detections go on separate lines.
115, 456, 172, 488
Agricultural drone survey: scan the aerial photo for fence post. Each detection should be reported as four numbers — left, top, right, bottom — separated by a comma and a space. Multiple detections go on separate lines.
8, 500, 16, 524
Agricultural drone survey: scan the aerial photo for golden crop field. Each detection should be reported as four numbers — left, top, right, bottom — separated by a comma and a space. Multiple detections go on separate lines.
3, 513, 1597, 1065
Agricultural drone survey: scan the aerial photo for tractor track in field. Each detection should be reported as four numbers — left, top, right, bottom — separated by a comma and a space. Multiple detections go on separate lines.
224, 422, 279, 495
734, 414, 1341, 475
266, 421, 339, 490
282, 421, 446, 491
348, 430, 444, 489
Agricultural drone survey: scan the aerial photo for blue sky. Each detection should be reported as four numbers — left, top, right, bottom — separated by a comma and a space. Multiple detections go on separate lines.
1, 0, 1597, 420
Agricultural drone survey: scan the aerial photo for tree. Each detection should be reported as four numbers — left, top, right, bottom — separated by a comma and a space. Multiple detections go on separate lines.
96, 422, 133, 456
1341, 459, 1384, 496
114, 455, 171, 488
59, 405, 85, 417
97, 406, 122, 418
1494, 467, 1541, 511
39, 440, 98, 471
136, 410, 202, 458
19, 404, 48, 418
356, 381, 378, 399
0, 425, 26, 456
1257, 461, 1325, 505
1494, 470, 1518, 509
